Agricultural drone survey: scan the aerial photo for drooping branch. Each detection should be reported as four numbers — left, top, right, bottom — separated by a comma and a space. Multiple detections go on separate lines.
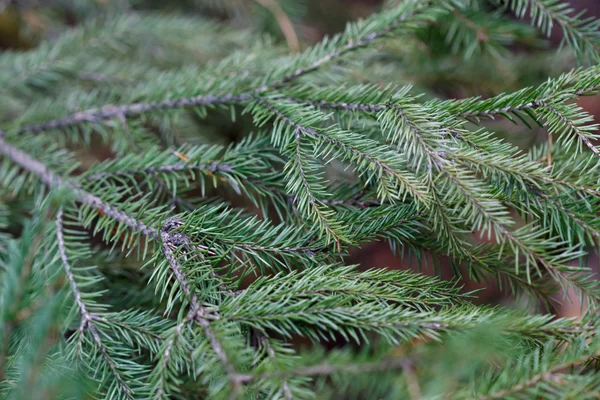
13, 5, 429, 137
56, 208, 134, 399
0, 135, 159, 240
158, 220, 242, 397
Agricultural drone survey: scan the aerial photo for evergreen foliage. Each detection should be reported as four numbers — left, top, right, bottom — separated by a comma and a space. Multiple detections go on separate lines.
1, 0, 600, 398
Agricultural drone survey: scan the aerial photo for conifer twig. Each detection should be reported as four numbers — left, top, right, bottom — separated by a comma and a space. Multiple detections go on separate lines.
56, 208, 134, 399
0, 135, 159, 240
159, 220, 242, 396
15, 6, 426, 137
235, 355, 412, 383
0, 139, 238, 390
476, 350, 600, 400
84, 161, 231, 182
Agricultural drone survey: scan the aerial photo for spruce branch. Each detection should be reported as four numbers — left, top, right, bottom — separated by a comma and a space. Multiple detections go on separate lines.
541, 103, 600, 158
256, 97, 429, 205
501, 0, 600, 63
56, 208, 134, 399
156, 219, 242, 398
467, 340, 600, 399
4, 2, 600, 398
0, 135, 159, 241
445, 67, 600, 120
12, 1, 435, 138
291, 128, 345, 249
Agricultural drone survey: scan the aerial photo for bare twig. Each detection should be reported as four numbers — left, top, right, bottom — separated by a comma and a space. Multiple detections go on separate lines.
234, 356, 413, 383
253, 0, 300, 52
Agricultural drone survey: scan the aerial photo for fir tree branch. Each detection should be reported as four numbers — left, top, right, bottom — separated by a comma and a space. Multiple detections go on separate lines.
542, 104, 600, 159
158, 221, 242, 397
292, 128, 343, 249
116, 115, 194, 212
286, 97, 388, 112
384, 107, 599, 302
56, 208, 134, 399
0, 136, 159, 240
501, 0, 600, 63
532, 186, 600, 240
84, 161, 230, 182
270, 8, 425, 86
476, 349, 600, 400
258, 98, 429, 204
453, 78, 600, 120
13, 2, 431, 137
18, 94, 251, 135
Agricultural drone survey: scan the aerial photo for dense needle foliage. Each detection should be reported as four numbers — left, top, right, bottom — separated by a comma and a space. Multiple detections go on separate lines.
1, 0, 600, 398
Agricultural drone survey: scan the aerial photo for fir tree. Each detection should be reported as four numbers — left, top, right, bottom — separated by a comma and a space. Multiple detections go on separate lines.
1, 0, 600, 398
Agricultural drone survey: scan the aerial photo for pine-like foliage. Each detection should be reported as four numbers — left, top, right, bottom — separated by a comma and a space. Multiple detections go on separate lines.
1, 0, 600, 398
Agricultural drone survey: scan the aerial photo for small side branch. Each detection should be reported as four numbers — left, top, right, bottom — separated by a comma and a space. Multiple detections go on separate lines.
234, 356, 412, 383
0, 136, 159, 240
84, 161, 231, 182
477, 350, 600, 400
160, 221, 242, 396
15, 6, 426, 137
56, 209, 134, 399
19, 94, 251, 135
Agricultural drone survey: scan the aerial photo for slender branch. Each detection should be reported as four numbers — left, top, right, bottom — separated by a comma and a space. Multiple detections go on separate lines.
543, 104, 600, 159
0, 136, 159, 240
56, 208, 134, 398
159, 221, 242, 396
526, 0, 600, 55
18, 94, 250, 135
271, 9, 422, 86
1, 135, 241, 392
253, 0, 300, 52
457, 82, 600, 120
116, 113, 193, 211
259, 98, 427, 203
15, 7, 425, 136
283, 96, 388, 112
235, 356, 412, 383
533, 188, 600, 239
292, 128, 341, 249
394, 109, 599, 302
84, 161, 231, 182
477, 350, 600, 400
